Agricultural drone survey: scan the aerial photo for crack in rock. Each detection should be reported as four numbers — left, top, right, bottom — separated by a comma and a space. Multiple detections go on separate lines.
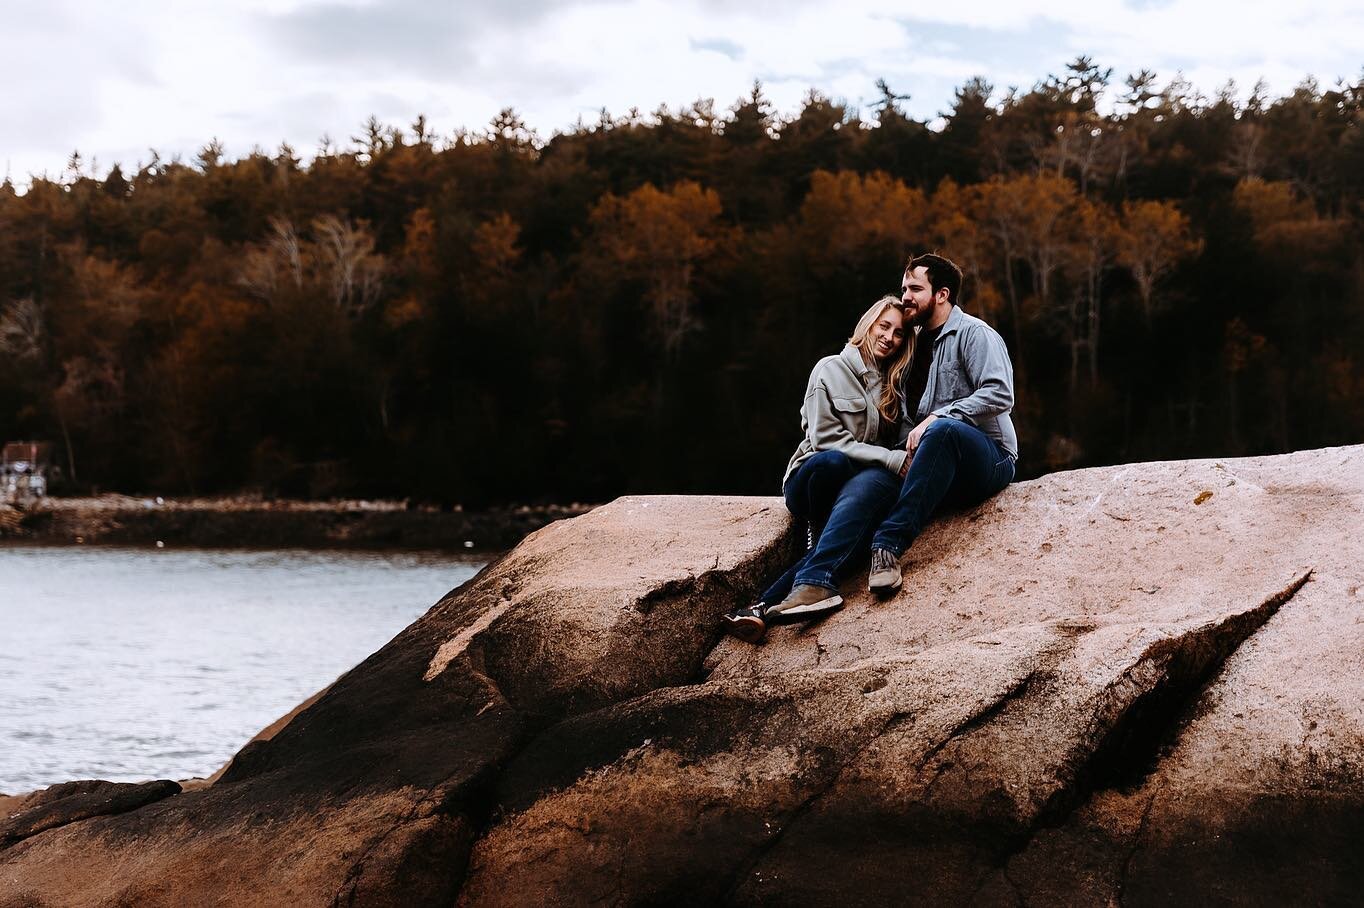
331, 792, 441, 907
1072, 568, 1312, 799
719, 708, 917, 902
1114, 787, 1160, 906
982, 569, 1313, 892
724, 668, 1043, 902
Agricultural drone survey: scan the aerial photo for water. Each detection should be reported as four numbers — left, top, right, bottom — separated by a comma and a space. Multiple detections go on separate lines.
0, 545, 485, 794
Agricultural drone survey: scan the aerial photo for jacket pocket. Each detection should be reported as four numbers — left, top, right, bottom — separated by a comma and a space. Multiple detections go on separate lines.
831, 396, 866, 413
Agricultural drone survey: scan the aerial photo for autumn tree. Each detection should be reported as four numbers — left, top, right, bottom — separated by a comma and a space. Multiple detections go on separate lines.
582, 180, 728, 354
929, 179, 1003, 325
1232, 177, 1344, 266
1065, 199, 1121, 393
1114, 199, 1201, 326
974, 173, 1083, 380
798, 170, 926, 278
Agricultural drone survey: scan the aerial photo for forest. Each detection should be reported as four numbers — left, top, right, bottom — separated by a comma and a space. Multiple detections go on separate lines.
1, 58, 1361, 505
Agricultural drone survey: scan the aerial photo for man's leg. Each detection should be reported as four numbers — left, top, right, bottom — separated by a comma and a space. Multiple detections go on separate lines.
871, 418, 1015, 559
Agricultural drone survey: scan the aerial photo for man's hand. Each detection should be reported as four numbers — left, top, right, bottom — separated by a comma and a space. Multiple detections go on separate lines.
905, 414, 939, 459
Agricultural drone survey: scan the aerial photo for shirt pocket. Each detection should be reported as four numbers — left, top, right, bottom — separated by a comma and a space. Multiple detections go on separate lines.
934, 356, 971, 401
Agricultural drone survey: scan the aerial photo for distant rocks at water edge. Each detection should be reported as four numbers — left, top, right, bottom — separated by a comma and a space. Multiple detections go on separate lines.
2, 446, 1362, 906
0, 504, 21, 535
0, 495, 593, 550
1, 781, 181, 851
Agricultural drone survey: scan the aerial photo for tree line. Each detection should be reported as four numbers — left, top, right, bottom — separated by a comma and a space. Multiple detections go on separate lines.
1, 58, 1361, 505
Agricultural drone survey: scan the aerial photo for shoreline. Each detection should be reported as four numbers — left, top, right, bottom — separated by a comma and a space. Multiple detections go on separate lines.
0, 495, 595, 552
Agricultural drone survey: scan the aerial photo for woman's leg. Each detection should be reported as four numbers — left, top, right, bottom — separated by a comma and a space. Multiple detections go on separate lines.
761, 452, 858, 604
792, 465, 901, 591
785, 451, 858, 527
726, 452, 860, 639
756, 551, 810, 606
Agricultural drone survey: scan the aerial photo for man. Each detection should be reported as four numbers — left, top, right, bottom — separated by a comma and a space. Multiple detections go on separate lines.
866, 252, 1018, 594
737, 253, 1016, 633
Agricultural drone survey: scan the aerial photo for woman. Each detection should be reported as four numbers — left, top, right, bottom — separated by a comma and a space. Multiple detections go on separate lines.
724, 295, 913, 642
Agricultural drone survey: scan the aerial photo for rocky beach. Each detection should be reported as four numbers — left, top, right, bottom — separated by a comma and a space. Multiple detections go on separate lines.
2, 445, 1362, 905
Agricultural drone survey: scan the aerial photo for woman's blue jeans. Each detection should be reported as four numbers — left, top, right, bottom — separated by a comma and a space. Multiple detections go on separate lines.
758, 420, 1015, 604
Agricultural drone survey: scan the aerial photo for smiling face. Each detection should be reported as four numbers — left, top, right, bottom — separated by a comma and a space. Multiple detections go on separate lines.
868, 304, 906, 362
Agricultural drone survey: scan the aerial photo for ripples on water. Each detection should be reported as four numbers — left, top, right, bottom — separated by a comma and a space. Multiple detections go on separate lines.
0, 545, 485, 794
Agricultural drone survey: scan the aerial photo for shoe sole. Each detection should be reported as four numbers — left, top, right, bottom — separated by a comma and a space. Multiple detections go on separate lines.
722, 614, 767, 643
766, 593, 844, 624
869, 574, 902, 596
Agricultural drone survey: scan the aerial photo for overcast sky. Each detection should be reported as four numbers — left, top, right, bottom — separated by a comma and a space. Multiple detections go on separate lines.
3, 0, 1362, 185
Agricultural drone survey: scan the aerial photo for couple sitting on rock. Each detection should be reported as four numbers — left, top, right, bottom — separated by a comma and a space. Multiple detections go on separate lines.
724, 253, 1018, 642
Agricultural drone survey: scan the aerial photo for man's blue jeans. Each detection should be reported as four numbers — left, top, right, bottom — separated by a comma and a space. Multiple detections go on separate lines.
871, 417, 1015, 557
758, 420, 1014, 604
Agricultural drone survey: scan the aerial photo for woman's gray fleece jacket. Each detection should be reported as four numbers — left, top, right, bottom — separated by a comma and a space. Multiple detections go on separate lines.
782, 344, 909, 487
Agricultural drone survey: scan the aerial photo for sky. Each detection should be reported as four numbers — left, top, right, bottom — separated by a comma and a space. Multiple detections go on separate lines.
2, 0, 1362, 185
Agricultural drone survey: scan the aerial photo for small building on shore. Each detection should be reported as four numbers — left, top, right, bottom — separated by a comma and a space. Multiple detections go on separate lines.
2, 441, 51, 504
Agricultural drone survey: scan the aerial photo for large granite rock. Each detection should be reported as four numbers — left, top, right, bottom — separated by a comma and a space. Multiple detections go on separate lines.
3, 448, 1361, 906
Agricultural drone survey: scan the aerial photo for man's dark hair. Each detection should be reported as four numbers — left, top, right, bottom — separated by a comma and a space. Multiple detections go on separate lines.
906, 253, 964, 306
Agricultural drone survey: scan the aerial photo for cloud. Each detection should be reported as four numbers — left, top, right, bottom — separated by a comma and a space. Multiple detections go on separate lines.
690, 37, 744, 61
2, 0, 1362, 183
257, 0, 626, 79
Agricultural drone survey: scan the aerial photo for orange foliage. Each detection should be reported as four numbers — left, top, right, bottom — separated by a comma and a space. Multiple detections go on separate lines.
976, 174, 1080, 300
400, 207, 438, 281
590, 181, 724, 268
470, 212, 523, 277
1232, 178, 1344, 267
930, 179, 1002, 321
1114, 198, 1200, 323
798, 170, 926, 272
586, 181, 728, 352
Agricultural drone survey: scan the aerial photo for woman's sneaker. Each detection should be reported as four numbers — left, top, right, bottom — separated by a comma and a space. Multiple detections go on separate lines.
765, 584, 844, 625
722, 603, 768, 643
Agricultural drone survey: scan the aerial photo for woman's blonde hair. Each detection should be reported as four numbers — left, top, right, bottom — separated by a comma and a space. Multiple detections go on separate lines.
849, 295, 912, 423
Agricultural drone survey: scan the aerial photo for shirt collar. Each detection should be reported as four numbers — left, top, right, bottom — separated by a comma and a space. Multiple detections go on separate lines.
840, 343, 879, 381
936, 304, 964, 338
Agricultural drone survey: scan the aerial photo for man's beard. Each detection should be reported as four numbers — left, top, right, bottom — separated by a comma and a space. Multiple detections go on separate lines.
908, 303, 934, 327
